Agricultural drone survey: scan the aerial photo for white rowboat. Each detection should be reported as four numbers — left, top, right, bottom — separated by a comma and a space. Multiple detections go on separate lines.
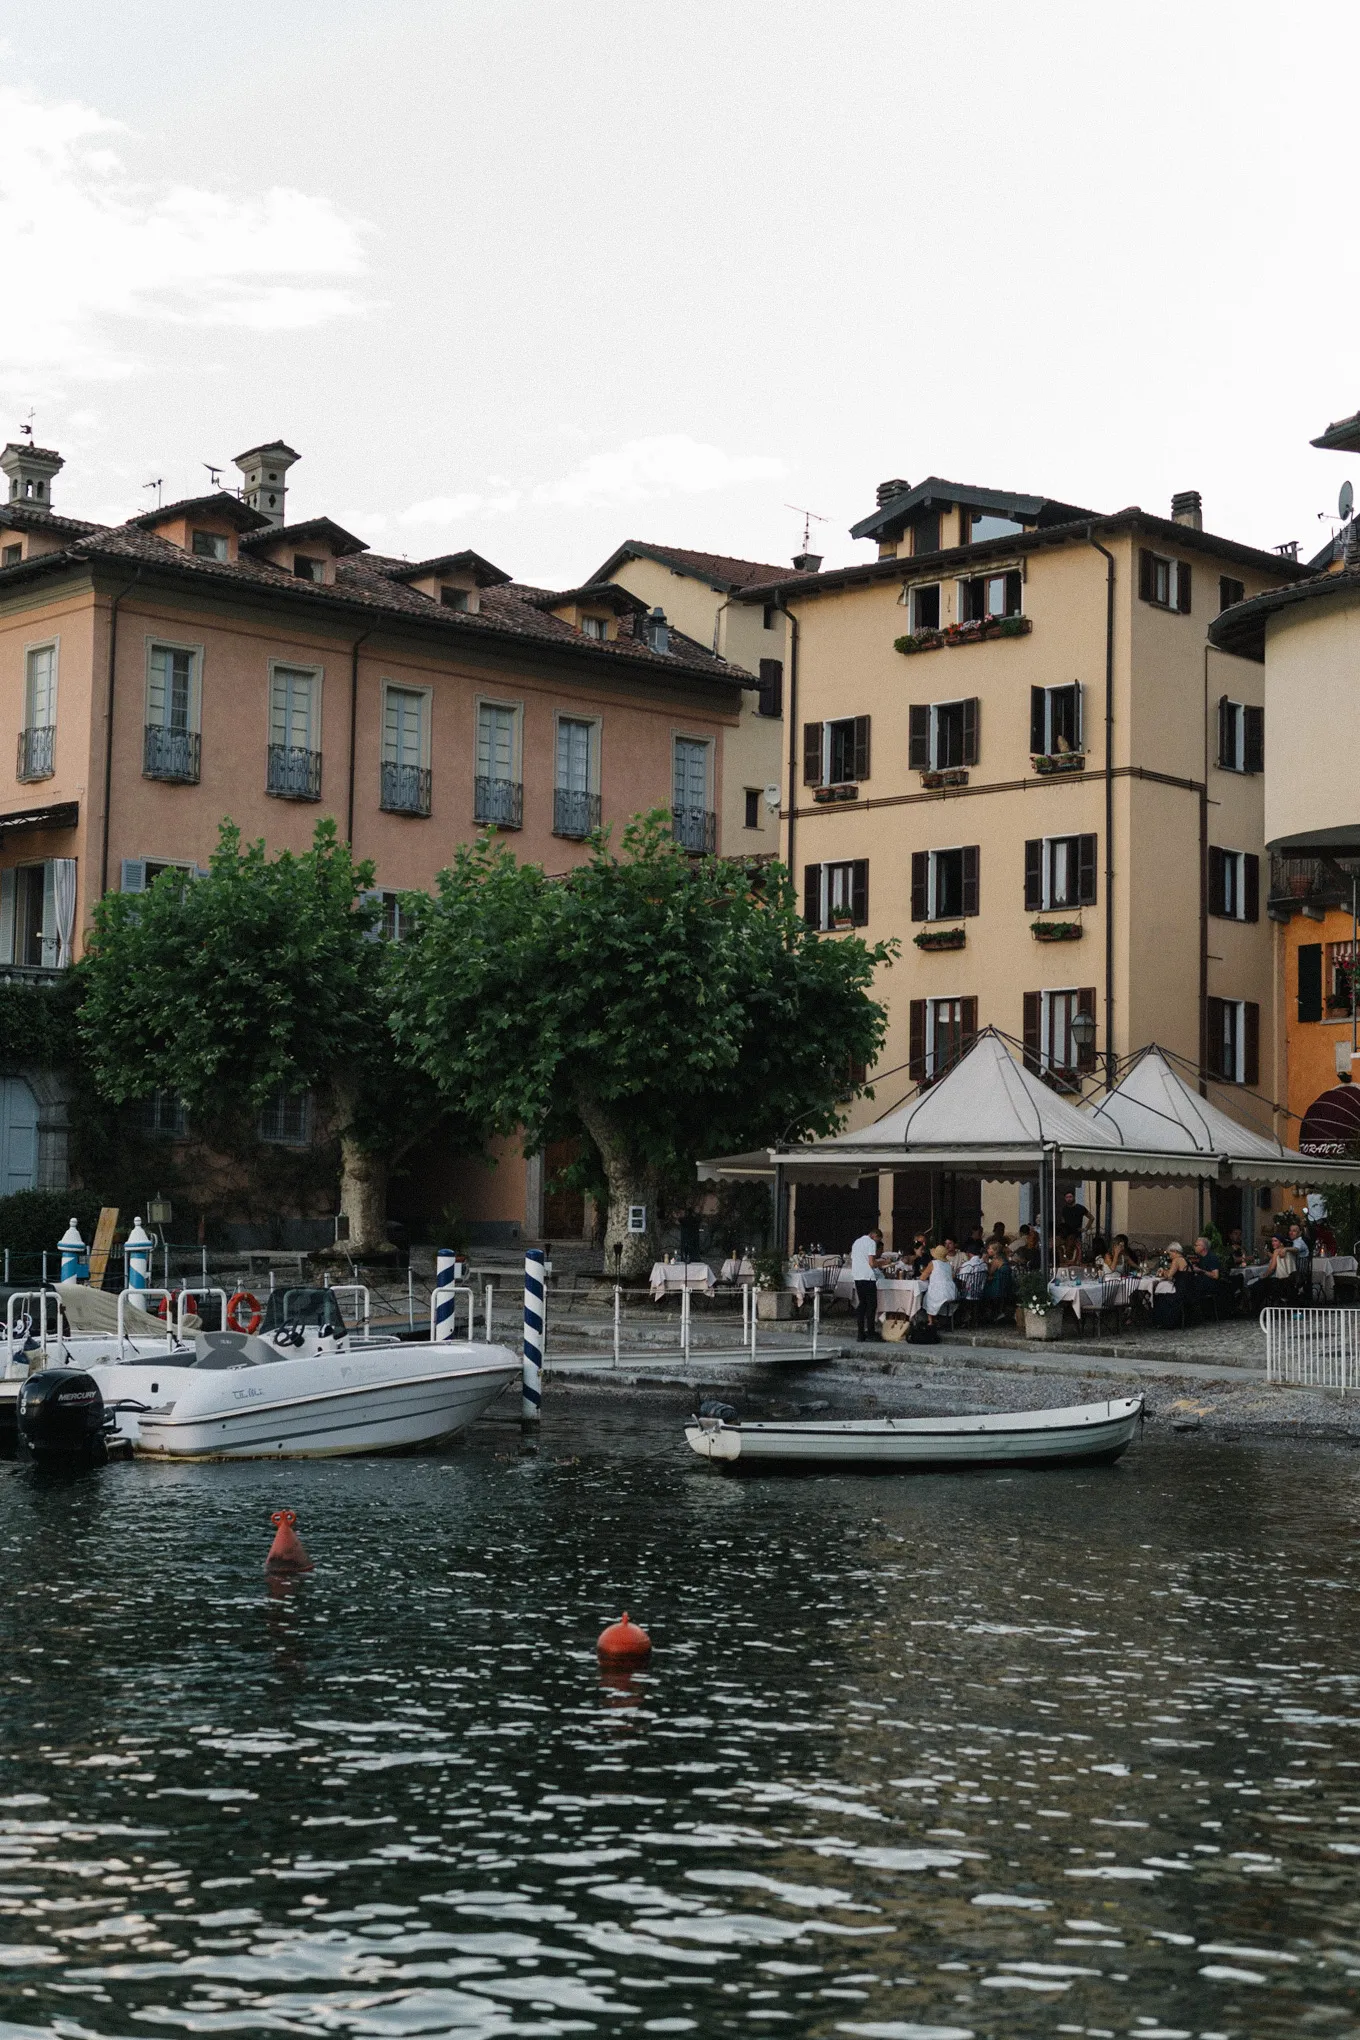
684, 1395, 1143, 1470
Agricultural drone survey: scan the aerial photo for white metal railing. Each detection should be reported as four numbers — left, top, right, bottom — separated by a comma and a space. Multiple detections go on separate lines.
428, 1284, 475, 1341
1260, 1306, 1360, 1390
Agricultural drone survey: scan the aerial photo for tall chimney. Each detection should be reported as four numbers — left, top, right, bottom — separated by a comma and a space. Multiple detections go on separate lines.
233, 439, 300, 527
792, 551, 822, 573
1171, 489, 1203, 529
876, 477, 911, 507
1, 441, 63, 507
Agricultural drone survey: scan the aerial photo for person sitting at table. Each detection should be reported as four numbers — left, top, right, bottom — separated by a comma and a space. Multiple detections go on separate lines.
1090, 1232, 1109, 1266
1010, 1225, 1039, 1270
1288, 1220, 1312, 1268
1101, 1234, 1133, 1274
924, 1244, 958, 1324
1225, 1227, 1247, 1269
1163, 1241, 1190, 1279
983, 1239, 1016, 1317
849, 1226, 884, 1344
989, 1220, 1011, 1249
1189, 1236, 1222, 1309
1056, 1232, 1083, 1268
940, 1235, 964, 1272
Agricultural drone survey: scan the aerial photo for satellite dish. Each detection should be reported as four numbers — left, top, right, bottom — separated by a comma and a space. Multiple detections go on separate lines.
763, 784, 781, 812
1341, 480, 1354, 522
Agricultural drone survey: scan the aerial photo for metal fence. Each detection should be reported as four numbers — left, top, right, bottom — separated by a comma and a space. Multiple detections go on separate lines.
380, 760, 432, 815
474, 776, 523, 828
267, 745, 323, 800
144, 725, 201, 783
16, 724, 54, 782
1260, 1306, 1360, 1390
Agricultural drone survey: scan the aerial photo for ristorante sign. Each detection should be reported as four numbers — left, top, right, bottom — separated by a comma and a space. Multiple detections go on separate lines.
1298, 1084, 1360, 1158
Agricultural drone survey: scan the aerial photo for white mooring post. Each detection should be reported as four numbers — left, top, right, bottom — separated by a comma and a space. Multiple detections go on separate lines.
681, 1282, 691, 1363
59, 1218, 87, 1284
522, 1249, 544, 1420
613, 1284, 621, 1368
433, 1247, 457, 1342
124, 1217, 152, 1294
812, 1284, 820, 1359
484, 1282, 494, 1342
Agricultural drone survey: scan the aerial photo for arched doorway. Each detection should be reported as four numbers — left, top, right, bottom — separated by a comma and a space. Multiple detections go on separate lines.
0, 1078, 37, 1193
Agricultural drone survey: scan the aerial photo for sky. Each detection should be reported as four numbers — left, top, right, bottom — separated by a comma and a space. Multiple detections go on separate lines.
2, 2, 1357, 586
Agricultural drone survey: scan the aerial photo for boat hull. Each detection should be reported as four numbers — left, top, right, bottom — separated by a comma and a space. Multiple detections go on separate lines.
684, 1396, 1143, 1472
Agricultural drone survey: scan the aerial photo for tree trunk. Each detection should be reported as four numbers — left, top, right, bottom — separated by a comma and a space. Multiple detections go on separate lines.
339, 1130, 396, 1256
576, 1098, 660, 1280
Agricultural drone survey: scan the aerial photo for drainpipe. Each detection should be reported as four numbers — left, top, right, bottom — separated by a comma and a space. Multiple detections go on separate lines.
775, 595, 800, 879
1086, 531, 1116, 1090
346, 628, 374, 848
99, 571, 141, 898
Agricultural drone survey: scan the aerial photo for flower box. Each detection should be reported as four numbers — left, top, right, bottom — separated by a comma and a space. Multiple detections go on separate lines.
830, 915, 856, 931
914, 926, 966, 952
893, 615, 1031, 657
1031, 920, 1083, 942
1033, 752, 1086, 776
921, 768, 968, 790
894, 628, 946, 656
813, 783, 859, 804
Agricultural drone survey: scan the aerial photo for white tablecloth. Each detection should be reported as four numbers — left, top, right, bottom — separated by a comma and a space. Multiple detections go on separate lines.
1311, 1255, 1357, 1301
649, 1262, 715, 1301
787, 1267, 837, 1300
877, 1278, 925, 1319
719, 1257, 755, 1286
1049, 1278, 1108, 1318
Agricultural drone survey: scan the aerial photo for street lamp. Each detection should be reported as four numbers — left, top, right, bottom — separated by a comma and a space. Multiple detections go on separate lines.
1069, 1008, 1097, 1058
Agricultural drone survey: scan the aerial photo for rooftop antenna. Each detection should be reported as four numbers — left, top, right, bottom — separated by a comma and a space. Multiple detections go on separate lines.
204, 463, 222, 490
143, 477, 164, 509
19, 411, 35, 442
784, 503, 830, 551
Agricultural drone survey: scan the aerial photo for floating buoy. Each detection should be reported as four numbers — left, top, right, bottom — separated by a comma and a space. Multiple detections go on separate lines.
264, 1508, 314, 1573
597, 1612, 651, 1663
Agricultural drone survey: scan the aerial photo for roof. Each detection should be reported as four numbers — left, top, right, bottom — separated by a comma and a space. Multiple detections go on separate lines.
129, 491, 272, 535
590, 539, 798, 593
1088, 1046, 1360, 1186
383, 550, 512, 589
1208, 565, 1360, 662
239, 516, 368, 557
234, 439, 300, 464
1311, 410, 1360, 455
0, 504, 100, 539
1, 442, 63, 466
525, 580, 648, 616
850, 476, 1098, 545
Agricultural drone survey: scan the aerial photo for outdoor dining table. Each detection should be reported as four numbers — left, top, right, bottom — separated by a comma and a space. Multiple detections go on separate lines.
877, 1277, 924, 1319
1311, 1254, 1358, 1301
719, 1256, 755, 1285
786, 1266, 838, 1301
649, 1261, 715, 1301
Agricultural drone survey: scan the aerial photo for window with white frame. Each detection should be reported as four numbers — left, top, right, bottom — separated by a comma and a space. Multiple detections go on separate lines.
1043, 989, 1082, 1077
960, 568, 1021, 621
926, 996, 975, 1077
803, 715, 870, 788
24, 643, 56, 729
804, 859, 868, 930
379, 890, 411, 942
1023, 987, 1096, 1085
381, 685, 430, 815
144, 640, 201, 782
1024, 834, 1097, 912
1029, 682, 1082, 756
554, 717, 599, 838
0, 863, 55, 967
908, 698, 978, 772
1139, 548, 1192, 614
270, 665, 319, 752
1208, 847, 1260, 922
475, 701, 522, 827
910, 845, 979, 921
1205, 997, 1259, 1085
1217, 697, 1263, 774
257, 1089, 312, 1145
909, 583, 941, 632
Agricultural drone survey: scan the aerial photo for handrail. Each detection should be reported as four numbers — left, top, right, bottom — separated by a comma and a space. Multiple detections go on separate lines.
179, 1287, 228, 1338
325, 1283, 371, 1332
429, 1283, 475, 1342
117, 1289, 181, 1358
5, 1287, 60, 1367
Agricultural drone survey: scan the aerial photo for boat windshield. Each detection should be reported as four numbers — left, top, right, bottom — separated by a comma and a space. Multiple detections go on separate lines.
260, 1288, 349, 1334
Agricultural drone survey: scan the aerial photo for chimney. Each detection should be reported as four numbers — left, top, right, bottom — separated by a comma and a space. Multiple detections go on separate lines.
1171, 489, 1203, 529
644, 605, 670, 654
1, 440, 63, 507
233, 439, 300, 527
876, 477, 910, 508
792, 551, 822, 573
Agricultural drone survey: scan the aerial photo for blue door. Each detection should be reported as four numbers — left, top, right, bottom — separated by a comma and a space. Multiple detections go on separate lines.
0, 1079, 38, 1193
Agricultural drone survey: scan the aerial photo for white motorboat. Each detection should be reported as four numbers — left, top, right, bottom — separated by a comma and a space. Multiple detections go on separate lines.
684, 1395, 1144, 1470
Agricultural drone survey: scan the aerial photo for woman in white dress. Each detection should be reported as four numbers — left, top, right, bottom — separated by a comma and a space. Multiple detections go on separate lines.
924, 1243, 958, 1324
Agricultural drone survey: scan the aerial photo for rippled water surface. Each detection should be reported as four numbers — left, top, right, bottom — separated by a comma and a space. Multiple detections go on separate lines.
3, 1400, 1360, 2040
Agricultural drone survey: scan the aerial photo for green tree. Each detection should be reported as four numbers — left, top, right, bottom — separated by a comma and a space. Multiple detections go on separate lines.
391, 813, 893, 1276
77, 818, 435, 1253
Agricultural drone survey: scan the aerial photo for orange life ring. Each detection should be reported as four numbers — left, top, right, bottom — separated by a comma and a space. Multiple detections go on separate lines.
180, 1292, 197, 1323
226, 1289, 263, 1334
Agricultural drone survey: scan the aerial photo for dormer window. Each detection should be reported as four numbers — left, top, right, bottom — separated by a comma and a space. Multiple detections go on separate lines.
440, 586, 469, 610
965, 510, 1024, 543
580, 615, 609, 640
2, 543, 20, 568
191, 530, 228, 562
294, 555, 325, 582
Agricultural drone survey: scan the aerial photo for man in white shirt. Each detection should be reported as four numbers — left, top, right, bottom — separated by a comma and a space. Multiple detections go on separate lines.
850, 1228, 884, 1342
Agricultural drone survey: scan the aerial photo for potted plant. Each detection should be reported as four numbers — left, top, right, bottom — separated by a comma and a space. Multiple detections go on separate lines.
1033, 751, 1086, 776
1018, 1271, 1062, 1340
893, 628, 946, 656
755, 1249, 793, 1320
914, 926, 966, 952
1031, 920, 1083, 943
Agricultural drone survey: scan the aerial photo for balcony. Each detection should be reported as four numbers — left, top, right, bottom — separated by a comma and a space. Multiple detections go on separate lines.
672, 805, 717, 855
266, 745, 323, 801
16, 725, 54, 783
553, 787, 601, 839
143, 725, 201, 784
474, 776, 522, 828
1268, 853, 1359, 920
380, 760, 432, 816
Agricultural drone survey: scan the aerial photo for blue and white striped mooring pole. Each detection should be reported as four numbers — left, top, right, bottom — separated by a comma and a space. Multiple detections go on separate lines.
59, 1218, 87, 1283
125, 1216, 153, 1293
522, 1248, 544, 1422
433, 1247, 457, 1342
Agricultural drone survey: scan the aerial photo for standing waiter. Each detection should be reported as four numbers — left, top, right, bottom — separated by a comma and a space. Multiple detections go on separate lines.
849, 1226, 884, 1342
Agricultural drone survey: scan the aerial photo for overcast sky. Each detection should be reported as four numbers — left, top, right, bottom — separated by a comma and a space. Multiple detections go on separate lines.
2, 4, 1356, 586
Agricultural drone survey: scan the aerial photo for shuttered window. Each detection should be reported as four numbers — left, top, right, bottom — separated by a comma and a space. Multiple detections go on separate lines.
1030, 683, 1081, 756
383, 687, 426, 768
962, 569, 1022, 621
1139, 548, 1192, 613
1297, 944, 1323, 1024
1217, 699, 1264, 774
907, 997, 977, 1085
756, 659, 783, 718
1208, 848, 1260, 921
804, 860, 869, 929
270, 665, 318, 751
806, 717, 870, 786
910, 698, 980, 771
912, 846, 979, 920
1205, 997, 1259, 1083
1024, 988, 1097, 1085
1025, 835, 1097, 910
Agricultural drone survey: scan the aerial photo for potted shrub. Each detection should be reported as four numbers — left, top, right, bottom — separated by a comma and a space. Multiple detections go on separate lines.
1033, 751, 1086, 776
1018, 1271, 1062, 1340
914, 926, 966, 952
1031, 920, 1083, 943
755, 1249, 793, 1320
893, 628, 945, 656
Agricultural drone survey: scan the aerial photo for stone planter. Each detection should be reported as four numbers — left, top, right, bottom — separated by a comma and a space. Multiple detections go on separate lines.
758, 1288, 795, 1321
1024, 1307, 1063, 1340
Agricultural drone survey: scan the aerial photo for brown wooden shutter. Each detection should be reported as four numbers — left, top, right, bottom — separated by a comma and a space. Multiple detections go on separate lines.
961, 844, 980, 916
803, 722, 822, 786
1205, 996, 1224, 1078
908, 704, 930, 770
1024, 838, 1043, 912
910, 851, 928, 922
1139, 548, 1155, 602
1177, 560, 1192, 614
960, 996, 978, 1051
1244, 705, 1264, 773
1244, 1001, 1260, 1086
1298, 943, 1323, 1023
1004, 569, 1022, 615
1030, 686, 1046, 754
852, 716, 871, 782
908, 1000, 927, 1083
804, 863, 821, 927
757, 658, 783, 718
962, 697, 980, 765
1217, 695, 1231, 767
1244, 853, 1259, 923
851, 859, 869, 925
1022, 991, 1041, 1074
1077, 834, 1098, 906
1073, 682, 1085, 752
1076, 987, 1097, 1071
1207, 846, 1226, 917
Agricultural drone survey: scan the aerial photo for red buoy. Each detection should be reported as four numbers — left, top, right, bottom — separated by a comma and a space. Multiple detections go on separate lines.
597, 1611, 651, 1663
265, 1508, 314, 1573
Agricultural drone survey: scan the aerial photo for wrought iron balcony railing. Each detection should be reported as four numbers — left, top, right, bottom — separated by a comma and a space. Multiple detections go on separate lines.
553, 787, 601, 839
380, 760, 432, 816
16, 724, 54, 782
266, 744, 323, 800
672, 804, 717, 854
474, 776, 523, 828
1268, 853, 1359, 916
143, 725, 201, 784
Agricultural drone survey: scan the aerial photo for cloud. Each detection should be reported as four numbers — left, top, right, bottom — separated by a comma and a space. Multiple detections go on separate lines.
0, 84, 368, 397
532, 434, 785, 510
397, 489, 521, 529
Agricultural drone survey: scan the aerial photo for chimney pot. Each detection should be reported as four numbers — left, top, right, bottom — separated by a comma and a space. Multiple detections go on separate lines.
233, 439, 300, 528
1171, 488, 1203, 529
645, 605, 670, 654
792, 551, 822, 573
876, 477, 911, 508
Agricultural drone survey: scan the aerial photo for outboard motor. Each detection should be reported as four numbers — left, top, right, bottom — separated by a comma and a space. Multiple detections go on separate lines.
17, 1369, 108, 1469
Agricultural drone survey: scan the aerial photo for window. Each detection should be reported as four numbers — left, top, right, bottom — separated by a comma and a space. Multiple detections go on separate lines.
1138, 548, 1192, 613
1208, 848, 1260, 922
966, 510, 1023, 544
1029, 683, 1082, 756
440, 585, 469, 610
120, 857, 200, 894
911, 512, 941, 555
908, 698, 979, 772
140, 1092, 187, 1139
1218, 698, 1263, 773
579, 614, 607, 639
191, 530, 228, 562
803, 715, 870, 787
554, 717, 600, 838
1326, 941, 1354, 1016
381, 686, 431, 815
911, 845, 980, 921
145, 641, 200, 783
1024, 835, 1097, 912
961, 569, 1022, 621
1219, 575, 1246, 612
756, 658, 783, 718
475, 701, 522, 827
19, 642, 56, 782
379, 890, 411, 943
908, 995, 978, 1082
268, 665, 322, 799
762, 603, 777, 631
257, 1089, 312, 1145
1023, 988, 1097, 1086
293, 555, 325, 582
1205, 997, 1259, 1085
909, 583, 941, 631
0, 863, 56, 967
744, 788, 762, 830
2, 543, 20, 567
672, 736, 714, 852
803, 859, 869, 929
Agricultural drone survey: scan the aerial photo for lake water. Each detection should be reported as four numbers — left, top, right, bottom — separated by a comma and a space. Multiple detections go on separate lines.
2, 1395, 1360, 2039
